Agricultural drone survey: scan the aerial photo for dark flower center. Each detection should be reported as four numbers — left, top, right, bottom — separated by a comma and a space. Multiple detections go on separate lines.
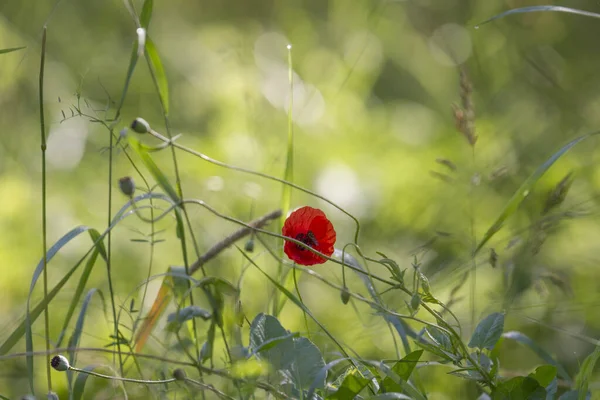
295, 231, 318, 251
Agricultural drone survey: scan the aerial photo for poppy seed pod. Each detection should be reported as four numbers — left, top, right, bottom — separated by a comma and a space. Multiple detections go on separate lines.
50, 355, 70, 372
173, 368, 187, 381
119, 176, 136, 197
131, 117, 151, 134
282, 206, 336, 266
341, 286, 351, 305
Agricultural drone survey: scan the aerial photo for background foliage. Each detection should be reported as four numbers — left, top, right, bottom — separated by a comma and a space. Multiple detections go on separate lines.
1, 0, 600, 398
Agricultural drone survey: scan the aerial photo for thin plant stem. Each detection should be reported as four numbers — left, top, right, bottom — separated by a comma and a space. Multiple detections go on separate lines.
292, 266, 311, 340
106, 127, 124, 376
38, 25, 52, 393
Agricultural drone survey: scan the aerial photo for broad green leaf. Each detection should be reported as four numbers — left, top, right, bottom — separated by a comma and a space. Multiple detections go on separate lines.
140, 0, 154, 29
474, 132, 600, 254
492, 376, 545, 400
0, 46, 26, 55
469, 312, 505, 350
575, 346, 600, 400
502, 331, 570, 381
528, 365, 557, 388
477, 6, 600, 28
249, 313, 325, 390
145, 35, 169, 115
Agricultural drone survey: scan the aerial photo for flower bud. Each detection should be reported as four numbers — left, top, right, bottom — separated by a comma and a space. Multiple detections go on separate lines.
51, 355, 70, 372
119, 176, 136, 197
410, 293, 421, 312
340, 286, 351, 305
131, 117, 151, 134
173, 368, 187, 381
244, 239, 255, 252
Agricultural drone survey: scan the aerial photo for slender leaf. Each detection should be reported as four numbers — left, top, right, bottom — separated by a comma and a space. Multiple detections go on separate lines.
381, 350, 424, 393
25, 226, 93, 394
128, 136, 180, 204
477, 6, 600, 28
475, 132, 600, 254
140, 0, 154, 29
57, 229, 106, 347
502, 331, 570, 381
145, 36, 169, 115
72, 365, 126, 400
469, 312, 505, 350
67, 289, 105, 391
0, 46, 26, 55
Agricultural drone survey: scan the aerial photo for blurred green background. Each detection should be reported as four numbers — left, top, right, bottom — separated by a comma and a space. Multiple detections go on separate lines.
1, 0, 600, 398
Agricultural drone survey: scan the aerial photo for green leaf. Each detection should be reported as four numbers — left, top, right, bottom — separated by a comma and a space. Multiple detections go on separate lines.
469, 312, 505, 350
474, 132, 600, 254
327, 370, 370, 399
388, 350, 423, 382
492, 376, 546, 400
145, 35, 169, 115
477, 6, 600, 28
575, 346, 600, 400
528, 365, 557, 388
502, 331, 570, 381
249, 313, 325, 391
0, 46, 26, 55
140, 0, 154, 29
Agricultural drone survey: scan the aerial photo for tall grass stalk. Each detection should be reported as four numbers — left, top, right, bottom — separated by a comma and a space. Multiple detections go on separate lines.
38, 25, 52, 394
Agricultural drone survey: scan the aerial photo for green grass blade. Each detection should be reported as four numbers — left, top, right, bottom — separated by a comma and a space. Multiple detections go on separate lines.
502, 331, 570, 381
67, 289, 105, 392
114, 39, 140, 120
140, 0, 154, 29
474, 132, 600, 255
476, 6, 600, 28
57, 230, 106, 347
145, 35, 169, 115
128, 136, 180, 204
72, 365, 126, 400
25, 226, 93, 391
273, 45, 295, 317
0, 46, 26, 55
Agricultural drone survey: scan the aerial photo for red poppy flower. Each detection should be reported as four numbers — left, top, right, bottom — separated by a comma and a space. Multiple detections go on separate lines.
282, 206, 336, 266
